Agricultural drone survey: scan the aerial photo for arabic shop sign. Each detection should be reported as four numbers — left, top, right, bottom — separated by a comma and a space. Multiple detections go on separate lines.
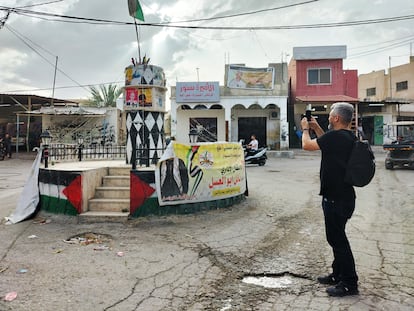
176, 82, 220, 103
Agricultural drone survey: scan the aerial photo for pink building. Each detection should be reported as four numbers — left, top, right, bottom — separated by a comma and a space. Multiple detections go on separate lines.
288, 45, 358, 146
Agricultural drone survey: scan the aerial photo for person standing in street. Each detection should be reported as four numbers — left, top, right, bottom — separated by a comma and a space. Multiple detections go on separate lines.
301, 102, 359, 297
3, 133, 12, 158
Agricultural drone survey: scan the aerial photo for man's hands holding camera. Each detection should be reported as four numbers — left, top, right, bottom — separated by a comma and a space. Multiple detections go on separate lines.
301, 114, 324, 137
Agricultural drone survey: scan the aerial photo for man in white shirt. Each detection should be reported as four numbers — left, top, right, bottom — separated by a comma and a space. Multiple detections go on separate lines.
247, 134, 258, 151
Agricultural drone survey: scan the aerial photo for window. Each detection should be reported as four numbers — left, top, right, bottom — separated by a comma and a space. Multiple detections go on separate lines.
189, 118, 217, 142
396, 81, 408, 91
366, 87, 376, 96
307, 68, 331, 84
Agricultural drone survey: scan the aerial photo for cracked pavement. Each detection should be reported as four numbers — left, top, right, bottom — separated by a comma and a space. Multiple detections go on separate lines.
0, 150, 413, 310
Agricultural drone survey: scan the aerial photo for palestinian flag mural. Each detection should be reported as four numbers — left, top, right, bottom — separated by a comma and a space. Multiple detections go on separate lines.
39, 170, 82, 215
130, 170, 157, 217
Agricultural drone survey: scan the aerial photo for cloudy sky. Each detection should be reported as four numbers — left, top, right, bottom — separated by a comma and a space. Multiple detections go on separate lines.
1, 0, 413, 103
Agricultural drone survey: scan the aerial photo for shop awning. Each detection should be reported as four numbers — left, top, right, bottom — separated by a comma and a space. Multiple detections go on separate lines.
296, 95, 359, 103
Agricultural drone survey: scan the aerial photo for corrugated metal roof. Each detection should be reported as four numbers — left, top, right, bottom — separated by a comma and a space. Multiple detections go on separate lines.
16, 106, 107, 115
0, 93, 78, 107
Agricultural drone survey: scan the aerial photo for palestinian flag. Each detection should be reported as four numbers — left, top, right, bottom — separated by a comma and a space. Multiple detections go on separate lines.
128, 0, 145, 21
130, 170, 157, 217
38, 170, 82, 215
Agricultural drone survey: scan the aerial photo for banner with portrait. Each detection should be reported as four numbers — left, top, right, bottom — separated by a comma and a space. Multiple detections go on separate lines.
227, 65, 274, 90
155, 141, 246, 206
125, 87, 153, 108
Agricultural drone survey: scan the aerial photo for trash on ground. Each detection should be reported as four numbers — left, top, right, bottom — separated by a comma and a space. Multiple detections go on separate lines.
4, 291, 17, 302
63, 232, 112, 246
17, 269, 28, 274
33, 217, 51, 225
116, 251, 124, 257
27, 235, 38, 239
93, 245, 110, 251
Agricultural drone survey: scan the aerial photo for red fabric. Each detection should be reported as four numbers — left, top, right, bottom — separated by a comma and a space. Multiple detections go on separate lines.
63, 175, 82, 213
130, 173, 155, 215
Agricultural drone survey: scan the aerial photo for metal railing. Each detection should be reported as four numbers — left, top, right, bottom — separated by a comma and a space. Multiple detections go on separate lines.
47, 143, 126, 162
45, 143, 165, 168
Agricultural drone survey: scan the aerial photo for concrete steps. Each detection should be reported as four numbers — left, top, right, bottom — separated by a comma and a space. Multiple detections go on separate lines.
88, 198, 130, 212
102, 176, 130, 187
78, 211, 129, 223
87, 166, 131, 216
94, 186, 130, 199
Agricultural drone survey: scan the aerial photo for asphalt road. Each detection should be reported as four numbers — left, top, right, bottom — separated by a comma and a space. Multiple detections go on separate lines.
0, 150, 413, 311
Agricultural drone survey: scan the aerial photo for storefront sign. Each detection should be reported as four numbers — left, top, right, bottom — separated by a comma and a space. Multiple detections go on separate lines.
176, 82, 220, 103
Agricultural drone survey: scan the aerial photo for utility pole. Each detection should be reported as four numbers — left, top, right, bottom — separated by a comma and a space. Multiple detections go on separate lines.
51, 56, 58, 107
388, 56, 392, 100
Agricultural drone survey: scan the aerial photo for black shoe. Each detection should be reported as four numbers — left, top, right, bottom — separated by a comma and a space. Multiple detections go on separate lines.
317, 274, 339, 285
326, 282, 359, 297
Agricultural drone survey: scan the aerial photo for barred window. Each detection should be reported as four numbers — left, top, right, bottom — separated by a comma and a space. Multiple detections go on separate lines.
396, 81, 408, 91
366, 87, 376, 96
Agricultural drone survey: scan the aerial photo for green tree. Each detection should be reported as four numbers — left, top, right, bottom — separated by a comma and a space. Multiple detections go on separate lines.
87, 84, 122, 107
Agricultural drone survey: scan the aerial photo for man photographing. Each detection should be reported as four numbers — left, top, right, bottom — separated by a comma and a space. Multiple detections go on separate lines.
301, 102, 359, 297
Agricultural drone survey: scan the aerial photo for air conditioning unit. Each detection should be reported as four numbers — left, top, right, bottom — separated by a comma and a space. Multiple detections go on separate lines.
269, 111, 278, 119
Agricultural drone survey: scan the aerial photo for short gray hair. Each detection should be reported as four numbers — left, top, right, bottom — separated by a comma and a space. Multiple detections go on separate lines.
331, 102, 354, 124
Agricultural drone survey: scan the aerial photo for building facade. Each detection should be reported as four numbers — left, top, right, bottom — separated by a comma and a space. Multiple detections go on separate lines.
170, 63, 289, 150
358, 56, 414, 144
288, 45, 358, 147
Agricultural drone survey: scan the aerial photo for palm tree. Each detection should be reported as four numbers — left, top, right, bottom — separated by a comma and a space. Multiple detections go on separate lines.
87, 84, 123, 107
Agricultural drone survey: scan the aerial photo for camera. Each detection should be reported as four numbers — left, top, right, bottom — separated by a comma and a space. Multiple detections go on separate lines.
301, 104, 313, 121
305, 109, 312, 121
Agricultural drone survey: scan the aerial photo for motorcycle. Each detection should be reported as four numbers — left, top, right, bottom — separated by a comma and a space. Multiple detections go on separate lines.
240, 140, 267, 166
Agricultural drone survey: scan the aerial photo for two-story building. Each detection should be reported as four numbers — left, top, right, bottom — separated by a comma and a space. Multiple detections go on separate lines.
170, 63, 289, 149
358, 56, 414, 145
288, 45, 359, 147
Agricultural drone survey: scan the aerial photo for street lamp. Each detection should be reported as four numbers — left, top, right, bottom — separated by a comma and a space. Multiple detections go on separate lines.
40, 130, 52, 168
77, 135, 84, 162
189, 128, 199, 143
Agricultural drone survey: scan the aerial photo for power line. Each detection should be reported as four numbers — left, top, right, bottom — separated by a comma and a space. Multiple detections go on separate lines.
5, 23, 55, 57
1, 1, 319, 26
14, 0, 64, 9
349, 34, 414, 51
1, 5, 414, 30
2, 80, 124, 94
151, 0, 320, 25
348, 37, 414, 59
5, 24, 90, 93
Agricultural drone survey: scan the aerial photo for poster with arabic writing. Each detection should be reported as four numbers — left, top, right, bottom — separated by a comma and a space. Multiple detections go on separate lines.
155, 141, 246, 206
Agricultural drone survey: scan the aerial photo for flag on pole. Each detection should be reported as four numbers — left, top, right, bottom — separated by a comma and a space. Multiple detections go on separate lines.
128, 0, 145, 21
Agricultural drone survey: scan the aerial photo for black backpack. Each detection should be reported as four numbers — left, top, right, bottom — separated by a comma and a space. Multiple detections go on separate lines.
344, 134, 376, 187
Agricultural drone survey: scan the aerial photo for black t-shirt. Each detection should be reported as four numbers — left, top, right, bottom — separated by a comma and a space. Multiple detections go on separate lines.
316, 129, 355, 200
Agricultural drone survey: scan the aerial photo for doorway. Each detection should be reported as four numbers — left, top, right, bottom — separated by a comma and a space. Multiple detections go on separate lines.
238, 117, 267, 147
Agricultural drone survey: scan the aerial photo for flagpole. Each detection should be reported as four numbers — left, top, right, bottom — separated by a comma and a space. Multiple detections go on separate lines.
134, 19, 141, 63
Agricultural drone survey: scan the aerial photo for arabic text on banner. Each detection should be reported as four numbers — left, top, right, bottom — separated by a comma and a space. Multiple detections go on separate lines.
155, 141, 246, 206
